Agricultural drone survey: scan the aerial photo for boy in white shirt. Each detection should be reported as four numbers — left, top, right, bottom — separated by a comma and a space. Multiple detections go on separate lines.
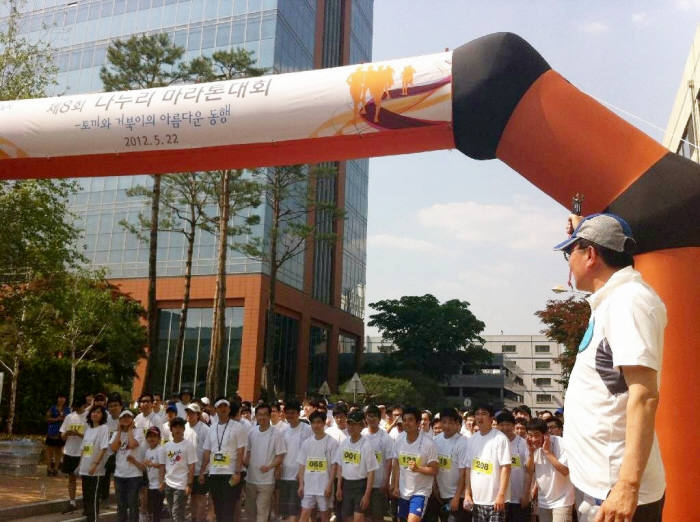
496, 411, 531, 522
109, 409, 145, 522
163, 417, 197, 522
59, 397, 87, 514
362, 405, 396, 522
244, 403, 287, 522
298, 410, 339, 522
143, 427, 166, 522
335, 409, 379, 522
525, 419, 574, 522
391, 406, 439, 522
433, 408, 469, 522
279, 399, 313, 522
462, 404, 511, 522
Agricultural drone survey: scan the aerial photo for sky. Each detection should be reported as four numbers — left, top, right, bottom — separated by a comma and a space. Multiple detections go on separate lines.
363, 1, 699, 336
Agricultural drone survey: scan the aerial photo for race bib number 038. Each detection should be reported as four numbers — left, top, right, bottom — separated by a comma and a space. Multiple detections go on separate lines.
343, 450, 361, 465
472, 457, 493, 475
306, 458, 328, 472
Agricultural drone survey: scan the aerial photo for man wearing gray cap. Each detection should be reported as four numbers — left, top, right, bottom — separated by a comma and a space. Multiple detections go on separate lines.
554, 213, 666, 522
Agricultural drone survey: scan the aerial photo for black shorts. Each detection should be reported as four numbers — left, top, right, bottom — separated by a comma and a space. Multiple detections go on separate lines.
46, 435, 65, 447
369, 488, 388, 519
192, 477, 209, 495
341, 478, 368, 519
277, 479, 301, 518
61, 455, 81, 474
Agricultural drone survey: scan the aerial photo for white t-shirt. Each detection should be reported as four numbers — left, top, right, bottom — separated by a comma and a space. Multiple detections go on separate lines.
388, 427, 404, 441
395, 431, 439, 499
175, 402, 189, 420
464, 428, 511, 506
145, 445, 165, 489
433, 432, 469, 499
361, 428, 396, 488
246, 426, 287, 485
297, 434, 339, 495
533, 436, 574, 508
164, 439, 197, 490
334, 435, 379, 480
111, 430, 146, 478
326, 425, 348, 444
202, 420, 247, 475
188, 421, 210, 475
281, 422, 313, 481
60, 412, 86, 457
564, 267, 666, 504
460, 426, 473, 438
79, 424, 110, 476
106, 415, 120, 456
507, 435, 529, 503
134, 412, 164, 442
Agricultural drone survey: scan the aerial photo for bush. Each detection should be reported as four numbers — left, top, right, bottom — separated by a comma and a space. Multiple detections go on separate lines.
332, 374, 424, 407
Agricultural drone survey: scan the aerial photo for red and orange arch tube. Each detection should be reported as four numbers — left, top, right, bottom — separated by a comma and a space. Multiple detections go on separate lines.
0, 32, 697, 519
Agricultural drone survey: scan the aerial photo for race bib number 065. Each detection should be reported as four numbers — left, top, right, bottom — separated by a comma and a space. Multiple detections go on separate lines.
306, 458, 328, 472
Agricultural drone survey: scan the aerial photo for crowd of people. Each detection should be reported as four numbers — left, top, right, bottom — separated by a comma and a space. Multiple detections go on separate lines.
48, 388, 576, 522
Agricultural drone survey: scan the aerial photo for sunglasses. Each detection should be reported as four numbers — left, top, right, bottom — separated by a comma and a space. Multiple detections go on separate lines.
563, 243, 586, 261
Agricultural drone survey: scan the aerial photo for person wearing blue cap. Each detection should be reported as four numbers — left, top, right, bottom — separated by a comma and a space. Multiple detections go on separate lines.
554, 213, 666, 522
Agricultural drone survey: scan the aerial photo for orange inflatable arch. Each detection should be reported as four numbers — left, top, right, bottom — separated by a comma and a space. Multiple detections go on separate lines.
1, 33, 698, 519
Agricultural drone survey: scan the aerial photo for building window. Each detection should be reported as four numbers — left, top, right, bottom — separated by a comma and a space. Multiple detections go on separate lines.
535, 361, 551, 370
308, 325, 329, 394
535, 345, 550, 353
272, 313, 299, 398
534, 377, 552, 386
501, 345, 516, 353
339, 333, 359, 385
678, 115, 696, 158
153, 307, 243, 398
537, 394, 553, 403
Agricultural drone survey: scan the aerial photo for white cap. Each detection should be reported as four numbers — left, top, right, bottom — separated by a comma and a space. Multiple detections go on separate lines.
214, 399, 230, 408
200, 397, 210, 405
119, 409, 134, 418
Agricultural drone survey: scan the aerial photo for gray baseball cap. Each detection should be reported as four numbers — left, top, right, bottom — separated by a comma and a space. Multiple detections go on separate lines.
553, 213, 636, 253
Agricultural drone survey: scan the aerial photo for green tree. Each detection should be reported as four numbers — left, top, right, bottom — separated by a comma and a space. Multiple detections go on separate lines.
180, 48, 266, 399
535, 296, 590, 388
0, 179, 82, 433
368, 294, 490, 382
240, 164, 343, 399
52, 272, 147, 406
101, 33, 187, 389
0, 0, 57, 101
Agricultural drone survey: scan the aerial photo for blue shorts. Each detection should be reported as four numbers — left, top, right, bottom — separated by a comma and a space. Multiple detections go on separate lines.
398, 495, 428, 519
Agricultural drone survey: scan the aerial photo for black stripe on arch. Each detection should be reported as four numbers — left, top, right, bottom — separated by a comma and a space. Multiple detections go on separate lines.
451, 32, 551, 160
606, 152, 700, 254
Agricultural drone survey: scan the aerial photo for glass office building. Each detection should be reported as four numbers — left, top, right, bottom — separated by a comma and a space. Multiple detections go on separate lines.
5, 0, 372, 398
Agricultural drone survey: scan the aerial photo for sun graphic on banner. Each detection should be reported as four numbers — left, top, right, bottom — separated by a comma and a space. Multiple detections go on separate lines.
0, 137, 27, 159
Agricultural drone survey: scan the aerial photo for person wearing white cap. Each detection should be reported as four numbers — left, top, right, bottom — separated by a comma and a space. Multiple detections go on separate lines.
199, 398, 247, 521
555, 213, 666, 522
109, 409, 146, 522
185, 403, 210, 522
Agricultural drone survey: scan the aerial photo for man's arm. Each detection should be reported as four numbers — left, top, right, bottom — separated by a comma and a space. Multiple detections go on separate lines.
542, 435, 569, 476
596, 365, 659, 521
495, 465, 510, 512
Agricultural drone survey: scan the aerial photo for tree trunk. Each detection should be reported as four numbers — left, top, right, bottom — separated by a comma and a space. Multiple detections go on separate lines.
6, 353, 19, 434
69, 348, 77, 408
262, 178, 280, 400
144, 174, 161, 391
206, 171, 230, 398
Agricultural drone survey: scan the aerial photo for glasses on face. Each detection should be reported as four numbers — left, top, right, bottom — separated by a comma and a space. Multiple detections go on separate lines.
563, 244, 584, 262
